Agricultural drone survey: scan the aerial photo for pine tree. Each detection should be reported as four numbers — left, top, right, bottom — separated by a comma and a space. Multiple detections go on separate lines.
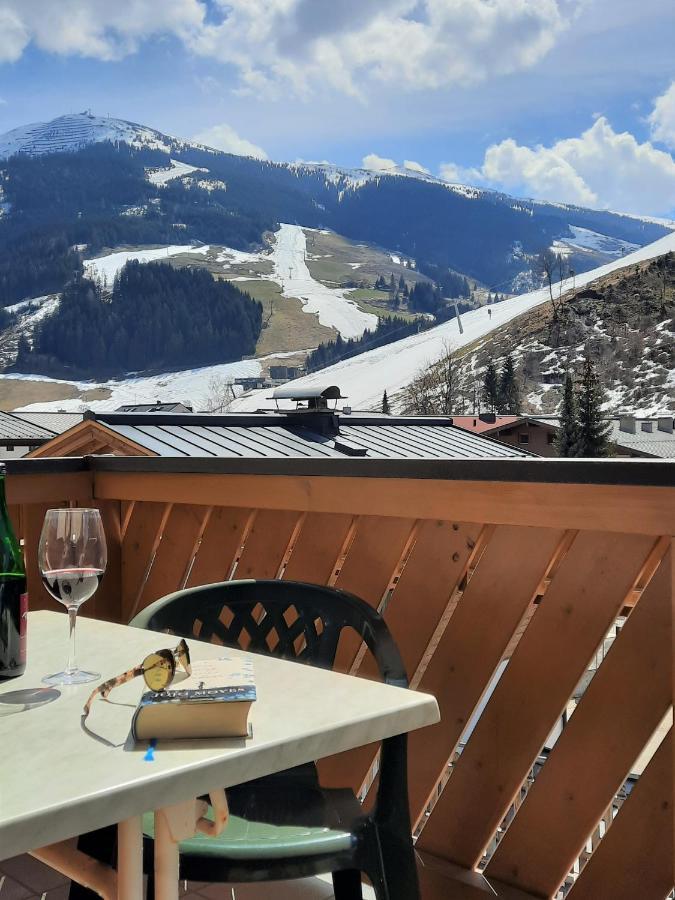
382, 390, 391, 414
498, 354, 521, 413
577, 355, 611, 457
555, 371, 581, 457
482, 360, 499, 412
398, 275, 406, 292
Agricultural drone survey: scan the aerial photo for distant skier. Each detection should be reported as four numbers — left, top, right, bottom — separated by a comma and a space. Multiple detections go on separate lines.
488, 308, 492, 320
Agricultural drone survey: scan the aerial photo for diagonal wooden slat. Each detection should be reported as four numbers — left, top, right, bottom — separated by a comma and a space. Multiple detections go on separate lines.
485, 548, 671, 897
566, 729, 673, 900
186, 506, 254, 588
319, 520, 485, 795
331, 515, 418, 673
92, 499, 122, 623
282, 512, 356, 585
135, 504, 208, 613
418, 531, 654, 868
232, 509, 304, 580
406, 525, 566, 824
121, 501, 170, 622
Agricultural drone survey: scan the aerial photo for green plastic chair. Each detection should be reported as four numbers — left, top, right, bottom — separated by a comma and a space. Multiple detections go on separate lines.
70, 580, 418, 899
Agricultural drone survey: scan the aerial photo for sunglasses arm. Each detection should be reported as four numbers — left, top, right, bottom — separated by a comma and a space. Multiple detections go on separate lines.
83, 664, 145, 716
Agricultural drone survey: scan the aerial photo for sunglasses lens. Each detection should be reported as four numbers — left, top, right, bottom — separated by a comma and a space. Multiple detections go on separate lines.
143, 652, 173, 691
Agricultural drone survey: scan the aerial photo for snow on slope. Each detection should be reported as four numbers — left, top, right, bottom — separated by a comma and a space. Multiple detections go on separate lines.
232, 230, 675, 413
83, 245, 211, 284
553, 226, 640, 258
147, 160, 204, 185
272, 224, 376, 338
9, 350, 311, 413
0, 112, 182, 159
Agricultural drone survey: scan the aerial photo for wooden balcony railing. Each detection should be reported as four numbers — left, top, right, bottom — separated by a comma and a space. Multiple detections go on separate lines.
6, 455, 674, 899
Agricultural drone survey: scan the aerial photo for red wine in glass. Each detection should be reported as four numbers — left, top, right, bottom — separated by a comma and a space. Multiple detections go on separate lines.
39, 508, 107, 686
41, 568, 104, 608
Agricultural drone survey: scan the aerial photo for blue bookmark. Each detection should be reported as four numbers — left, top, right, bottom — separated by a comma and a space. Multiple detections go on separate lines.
144, 738, 157, 761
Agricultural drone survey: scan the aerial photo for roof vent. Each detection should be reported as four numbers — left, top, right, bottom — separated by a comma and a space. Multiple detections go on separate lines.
271, 385, 346, 411
619, 416, 636, 434
657, 417, 673, 433
479, 412, 497, 424
271, 385, 347, 438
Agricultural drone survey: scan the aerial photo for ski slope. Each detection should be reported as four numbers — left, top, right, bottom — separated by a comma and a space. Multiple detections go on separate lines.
83, 245, 211, 284
232, 230, 675, 413
272, 224, 376, 338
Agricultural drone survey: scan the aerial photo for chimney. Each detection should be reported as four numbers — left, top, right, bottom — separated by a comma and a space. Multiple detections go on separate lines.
479, 412, 497, 424
657, 417, 674, 433
619, 416, 636, 434
269, 385, 346, 437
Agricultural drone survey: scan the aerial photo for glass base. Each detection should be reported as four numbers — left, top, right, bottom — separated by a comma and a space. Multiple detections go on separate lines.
42, 669, 100, 686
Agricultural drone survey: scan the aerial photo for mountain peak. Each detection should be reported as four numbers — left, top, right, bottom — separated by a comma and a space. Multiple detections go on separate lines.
0, 111, 187, 160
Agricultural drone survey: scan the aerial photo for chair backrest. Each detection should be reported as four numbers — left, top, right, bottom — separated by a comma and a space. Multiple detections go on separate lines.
130, 579, 407, 686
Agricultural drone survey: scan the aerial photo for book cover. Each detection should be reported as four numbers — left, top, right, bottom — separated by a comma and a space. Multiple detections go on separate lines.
132, 656, 256, 741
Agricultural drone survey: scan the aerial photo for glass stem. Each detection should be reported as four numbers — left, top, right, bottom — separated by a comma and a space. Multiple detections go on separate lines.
66, 606, 78, 674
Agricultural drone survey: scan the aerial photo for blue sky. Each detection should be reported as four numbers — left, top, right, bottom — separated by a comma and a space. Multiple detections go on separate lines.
1, 0, 674, 215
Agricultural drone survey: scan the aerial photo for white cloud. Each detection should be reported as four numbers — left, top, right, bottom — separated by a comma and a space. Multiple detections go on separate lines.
362, 153, 397, 172
0, 0, 204, 63
0, 0, 575, 99
649, 81, 675, 150
403, 160, 429, 174
441, 116, 675, 215
192, 123, 268, 159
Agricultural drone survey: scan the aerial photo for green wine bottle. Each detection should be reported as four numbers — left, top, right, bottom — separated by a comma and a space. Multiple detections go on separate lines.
0, 465, 27, 678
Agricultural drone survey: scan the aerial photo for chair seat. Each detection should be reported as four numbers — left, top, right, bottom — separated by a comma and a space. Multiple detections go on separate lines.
143, 766, 360, 861
143, 811, 354, 860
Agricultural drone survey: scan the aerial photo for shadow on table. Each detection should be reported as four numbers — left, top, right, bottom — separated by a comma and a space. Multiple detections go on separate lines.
0, 687, 60, 716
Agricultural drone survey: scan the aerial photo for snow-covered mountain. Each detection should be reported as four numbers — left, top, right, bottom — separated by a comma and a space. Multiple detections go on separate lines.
0, 111, 205, 159
0, 111, 673, 414
230, 230, 675, 414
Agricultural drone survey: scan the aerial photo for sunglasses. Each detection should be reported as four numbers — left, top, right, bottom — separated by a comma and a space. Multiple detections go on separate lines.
83, 639, 191, 717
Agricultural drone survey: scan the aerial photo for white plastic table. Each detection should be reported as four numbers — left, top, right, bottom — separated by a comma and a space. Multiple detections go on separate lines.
0, 611, 439, 899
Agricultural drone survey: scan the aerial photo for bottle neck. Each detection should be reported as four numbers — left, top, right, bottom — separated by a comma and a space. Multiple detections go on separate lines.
0, 475, 25, 578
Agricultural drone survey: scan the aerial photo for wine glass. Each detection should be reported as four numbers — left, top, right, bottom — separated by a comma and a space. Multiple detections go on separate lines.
38, 508, 107, 685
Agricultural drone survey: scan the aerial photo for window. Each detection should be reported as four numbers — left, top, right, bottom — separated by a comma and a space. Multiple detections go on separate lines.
547, 433, 555, 444
518, 433, 529, 444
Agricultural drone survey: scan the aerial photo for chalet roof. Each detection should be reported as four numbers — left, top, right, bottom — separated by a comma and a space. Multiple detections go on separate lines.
534, 416, 675, 459
57, 411, 532, 460
449, 415, 523, 435
0, 411, 56, 442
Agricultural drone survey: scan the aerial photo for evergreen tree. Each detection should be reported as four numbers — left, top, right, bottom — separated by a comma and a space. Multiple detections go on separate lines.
382, 390, 390, 414
398, 275, 406, 292
555, 371, 581, 457
482, 360, 499, 412
498, 354, 521, 413
577, 355, 611, 457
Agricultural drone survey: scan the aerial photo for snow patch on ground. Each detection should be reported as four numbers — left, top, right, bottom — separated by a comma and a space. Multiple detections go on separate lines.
390, 254, 401, 265
146, 160, 205, 185
553, 226, 641, 259
11, 350, 311, 413
232, 230, 675, 413
83, 245, 211, 284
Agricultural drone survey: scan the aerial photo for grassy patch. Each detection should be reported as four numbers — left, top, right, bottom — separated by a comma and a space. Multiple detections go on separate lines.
304, 229, 431, 290
229, 279, 337, 356
0, 379, 111, 410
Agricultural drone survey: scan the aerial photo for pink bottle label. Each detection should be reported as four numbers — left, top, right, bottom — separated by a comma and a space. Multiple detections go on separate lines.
19, 592, 27, 664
